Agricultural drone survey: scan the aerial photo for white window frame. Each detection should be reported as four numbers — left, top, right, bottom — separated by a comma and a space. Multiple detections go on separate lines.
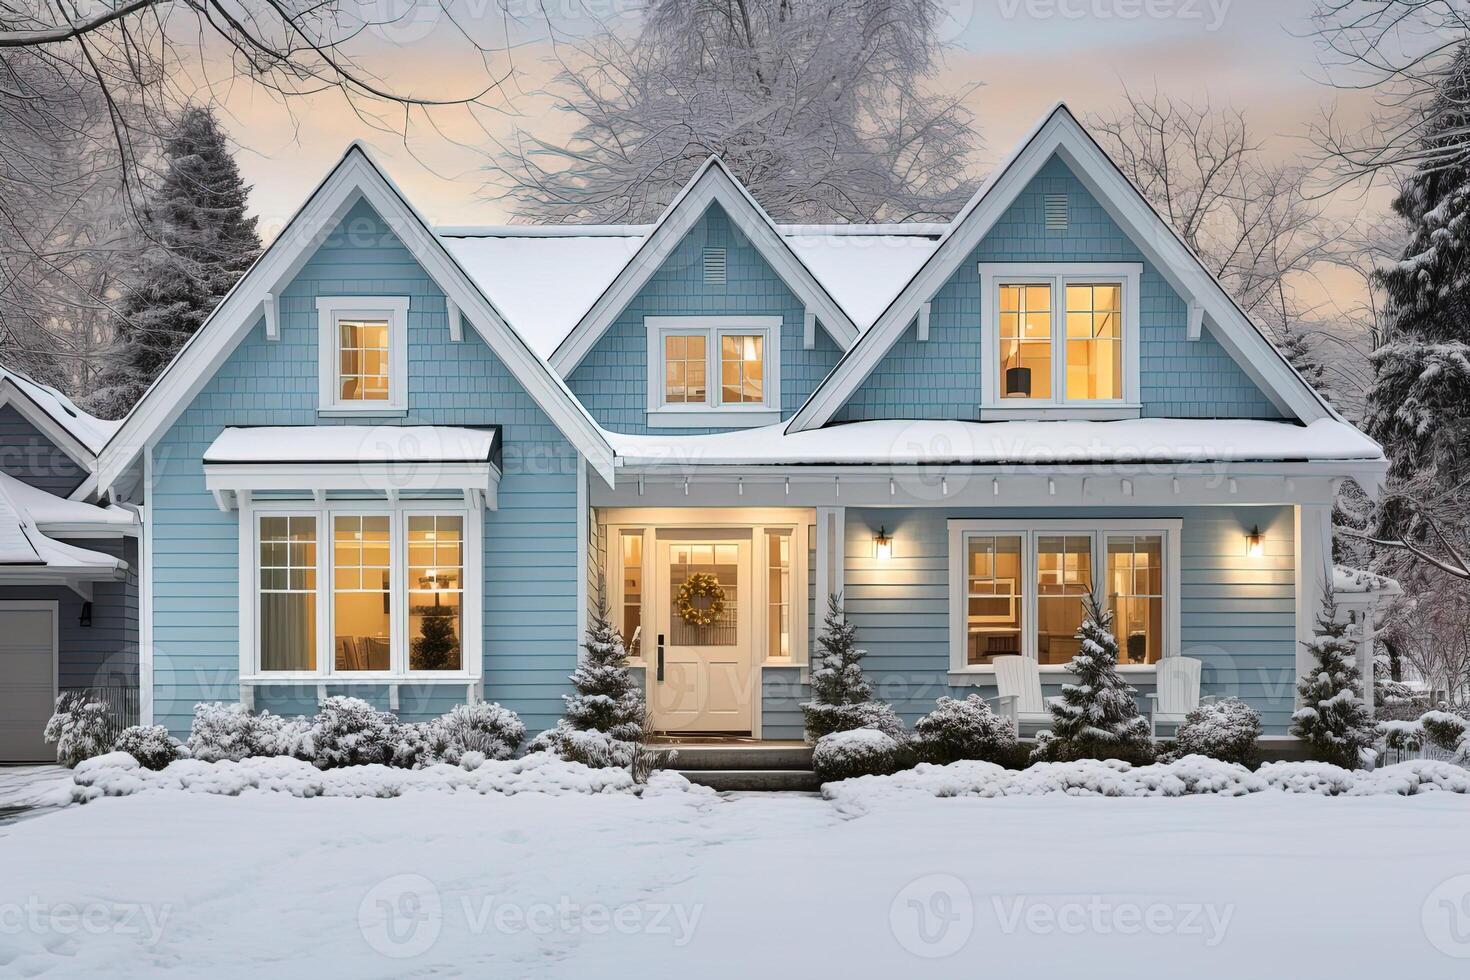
947, 518, 1181, 675
240, 498, 481, 683
644, 315, 782, 428
317, 296, 411, 414
978, 263, 1141, 419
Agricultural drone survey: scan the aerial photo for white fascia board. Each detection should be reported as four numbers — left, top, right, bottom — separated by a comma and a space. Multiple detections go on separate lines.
203, 460, 500, 497
549, 158, 858, 375
785, 104, 1337, 432
95, 146, 616, 490
0, 382, 96, 472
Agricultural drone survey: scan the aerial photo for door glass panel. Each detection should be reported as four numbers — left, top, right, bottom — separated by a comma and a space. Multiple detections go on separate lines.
669, 542, 739, 646
767, 532, 791, 659
621, 531, 643, 657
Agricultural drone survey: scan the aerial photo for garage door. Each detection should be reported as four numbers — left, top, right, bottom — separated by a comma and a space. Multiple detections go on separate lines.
0, 603, 57, 763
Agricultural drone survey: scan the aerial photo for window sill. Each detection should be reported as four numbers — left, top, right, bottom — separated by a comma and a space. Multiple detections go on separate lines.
646, 408, 781, 429
317, 407, 410, 419
948, 664, 1159, 685
240, 674, 478, 685
979, 404, 1141, 422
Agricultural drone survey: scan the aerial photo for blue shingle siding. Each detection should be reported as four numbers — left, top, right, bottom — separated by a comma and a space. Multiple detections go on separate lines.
832, 505, 1299, 735
149, 199, 581, 737
0, 404, 88, 495
835, 156, 1284, 422
566, 204, 843, 433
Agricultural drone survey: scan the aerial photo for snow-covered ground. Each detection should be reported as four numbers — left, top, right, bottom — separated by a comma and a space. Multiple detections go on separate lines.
2, 782, 1470, 977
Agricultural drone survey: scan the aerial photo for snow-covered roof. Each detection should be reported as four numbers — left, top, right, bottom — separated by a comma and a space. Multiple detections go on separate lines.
204, 426, 500, 465
0, 471, 127, 577
0, 365, 120, 456
0, 471, 135, 533
1333, 565, 1402, 597
437, 224, 940, 362
607, 417, 1385, 468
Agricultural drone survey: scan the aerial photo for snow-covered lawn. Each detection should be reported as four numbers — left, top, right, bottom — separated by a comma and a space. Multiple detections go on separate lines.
3, 780, 1470, 977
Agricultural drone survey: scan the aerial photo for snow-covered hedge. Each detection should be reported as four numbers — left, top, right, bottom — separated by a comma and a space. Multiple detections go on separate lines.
43, 692, 117, 768
187, 703, 309, 763
1376, 710, 1470, 760
822, 755, 1470, 813
427, 701, 525, 764
113, 725, 187, 771
1170, 697, 1262, 766
68, 750, 710, 802
911, 695, 1018, 766
812, 728, 907, 781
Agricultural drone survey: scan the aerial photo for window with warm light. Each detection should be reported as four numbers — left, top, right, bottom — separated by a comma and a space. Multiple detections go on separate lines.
1107, 534, 1164, 665
408, 515, 463, 671
317, 297, 409, 413
333, 515, 391, 671
620, 531, 643, 657
663, 334, 708, 404
646, 316, 780, 424
767, 531, 792, 660
999, 283, 1053, 399
1037, 534, 1093, 664
720, 334, 764, 404
1065, 283, 1123, 400
258, 516, 317, 672
963, 534, 1024, 665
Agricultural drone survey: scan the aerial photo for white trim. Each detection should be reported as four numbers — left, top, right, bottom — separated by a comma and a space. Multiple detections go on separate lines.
204, 460, 500, 503
978, 262, 1142, 415
1295, 503, 1332, 700
787, 104, 1338, 432
550, 157, 858, 375
644, 315, 782, 424
917, 302, 931, 342
577, 455, 589, 659
946, 518, 1182, 675
263, 293, 279, 340
446, 298, 463, 343
315, 296, 411, 413
94, 145, 616, 491
140, 445, 153, 725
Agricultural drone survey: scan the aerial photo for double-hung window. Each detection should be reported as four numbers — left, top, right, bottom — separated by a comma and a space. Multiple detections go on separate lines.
949, 519, 1180, 673
317, 297, 410, 413
979, 264, 1141, 417
645, 316, 781, 427
250, 504, 477, 679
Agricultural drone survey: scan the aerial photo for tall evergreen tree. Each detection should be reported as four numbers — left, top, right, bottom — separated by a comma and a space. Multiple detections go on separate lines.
87, 107, 260, 418
1279, 324, 1331, 397
1033, 593, 1155, 764
1291, 590, 1376, 768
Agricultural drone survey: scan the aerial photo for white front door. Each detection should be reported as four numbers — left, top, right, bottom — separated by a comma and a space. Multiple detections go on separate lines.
650, 537, 754, 733
0, 602, 58, 763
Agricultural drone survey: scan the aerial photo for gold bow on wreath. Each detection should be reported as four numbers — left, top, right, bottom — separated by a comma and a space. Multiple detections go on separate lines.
675, 572, 726, 627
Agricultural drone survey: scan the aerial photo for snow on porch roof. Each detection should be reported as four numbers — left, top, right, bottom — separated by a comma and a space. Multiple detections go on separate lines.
437, 225, 941, 361
606, 417, 1386, 468
204, 425, 500, 465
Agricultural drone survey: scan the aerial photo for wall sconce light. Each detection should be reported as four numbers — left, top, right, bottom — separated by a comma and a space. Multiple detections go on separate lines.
874, 526, 892, 561
79, 601, 93, 628
1246, 526, 1263, 559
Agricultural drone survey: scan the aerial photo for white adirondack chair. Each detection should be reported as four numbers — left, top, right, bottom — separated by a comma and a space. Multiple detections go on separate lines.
990, 656, 1056, 730
1146, 656, 1209, 736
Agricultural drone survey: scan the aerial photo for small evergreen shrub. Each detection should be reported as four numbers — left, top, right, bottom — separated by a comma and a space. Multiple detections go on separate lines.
1291, 590, 1376, 768
802, 595, 904, 743
187, 702, 306, 762
812, 728, 906, 782
1173, 698, 1262, 767
912, 695, 1018, 765
114, 725, 187, 770
43, 691, 117, 768
1419, 711, 1469, 752
428, 702, 525, 764
309, 696, 400, 769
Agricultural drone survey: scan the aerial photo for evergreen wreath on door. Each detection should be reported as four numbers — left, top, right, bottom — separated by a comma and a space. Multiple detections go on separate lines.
675, 572, 726, 627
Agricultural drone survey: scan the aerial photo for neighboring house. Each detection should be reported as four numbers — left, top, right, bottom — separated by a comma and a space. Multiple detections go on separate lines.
0, 368, 138, 761
81, 104, 1387, 745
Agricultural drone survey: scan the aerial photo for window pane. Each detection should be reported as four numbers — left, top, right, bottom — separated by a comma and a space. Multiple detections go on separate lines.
621, 532, 643, 658
998, 283, 1051, 399
1109, 534, 1164, 664
334, 516, 391, 671
408, 515, 463, 671
767, 532, 791, 659
1037, 534, 1092, 665
1064, 282, 1123, 400
664, 333, 708, 405
965, 535, 1023, 666
259, 516, 316, 671
337, 317, 391, 402
720, 334, 764, 404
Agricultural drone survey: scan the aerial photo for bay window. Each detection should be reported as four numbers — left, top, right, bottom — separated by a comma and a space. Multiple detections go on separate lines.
949, 519, 1179, 673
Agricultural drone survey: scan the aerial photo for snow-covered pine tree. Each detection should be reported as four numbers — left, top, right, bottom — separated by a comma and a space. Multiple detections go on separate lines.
87, 107, 261, 418
1032, 592, 1155, 764
530, 590, 647, 767
1291, 589, 1376, 768
1279, 324, 1330, 397
801, 595, 904, 742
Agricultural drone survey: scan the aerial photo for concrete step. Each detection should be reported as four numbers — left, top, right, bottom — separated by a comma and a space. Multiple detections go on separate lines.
679, 768, 822, 793
665, 744, 813, 772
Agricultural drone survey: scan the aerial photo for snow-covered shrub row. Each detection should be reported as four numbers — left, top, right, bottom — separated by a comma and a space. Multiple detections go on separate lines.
911, 695, 1017, 766
812, 728, 908, 781
113, 725, 187, 771
187, 703, 309, 763
43, 692, 118, 768
1375, 710, 1470, 760
821, 755, 1470, 813
68, 750, 710, 802
1169, 698, 1262, 767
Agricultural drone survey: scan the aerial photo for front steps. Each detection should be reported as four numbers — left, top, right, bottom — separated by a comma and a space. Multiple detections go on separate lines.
668, 742, 820, 792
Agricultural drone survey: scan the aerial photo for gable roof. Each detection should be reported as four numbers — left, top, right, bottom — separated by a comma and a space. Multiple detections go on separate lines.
546, 157, 865, 375
786, 104, 1339, 432
0, 365, 120, 464
94, 145, 617, 489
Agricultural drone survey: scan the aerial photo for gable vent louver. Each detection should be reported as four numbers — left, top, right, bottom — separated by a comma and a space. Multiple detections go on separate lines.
1044, 194, 1069, 230
703, 247, 728, 284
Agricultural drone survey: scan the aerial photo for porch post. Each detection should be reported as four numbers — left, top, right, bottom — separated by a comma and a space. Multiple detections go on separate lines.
1294, 503, 1332, 708
815, 507, 845, 603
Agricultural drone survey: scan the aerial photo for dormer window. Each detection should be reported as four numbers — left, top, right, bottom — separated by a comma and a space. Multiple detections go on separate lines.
645, 316, 781, 428
980, 263, 1140, 419
317, 296, 410, 414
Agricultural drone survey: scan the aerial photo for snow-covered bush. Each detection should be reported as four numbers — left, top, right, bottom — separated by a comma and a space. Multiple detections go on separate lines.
43, 691, 117, 768
187, 702, 308, 762
113, 725, 187, 771
308, 696, 400, 769
911, 695, 1017, 766
802, 595, 905, 743
427, 702, 525, 764
1418, 710, 1469, 752
812, 728, 907, 782
1172, 697, 1262, 767
1291, 590, 1376, 768
1032, 593, 1154, 765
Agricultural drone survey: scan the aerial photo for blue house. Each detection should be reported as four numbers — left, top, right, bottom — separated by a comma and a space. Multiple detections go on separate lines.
63, 104, 1387, 748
